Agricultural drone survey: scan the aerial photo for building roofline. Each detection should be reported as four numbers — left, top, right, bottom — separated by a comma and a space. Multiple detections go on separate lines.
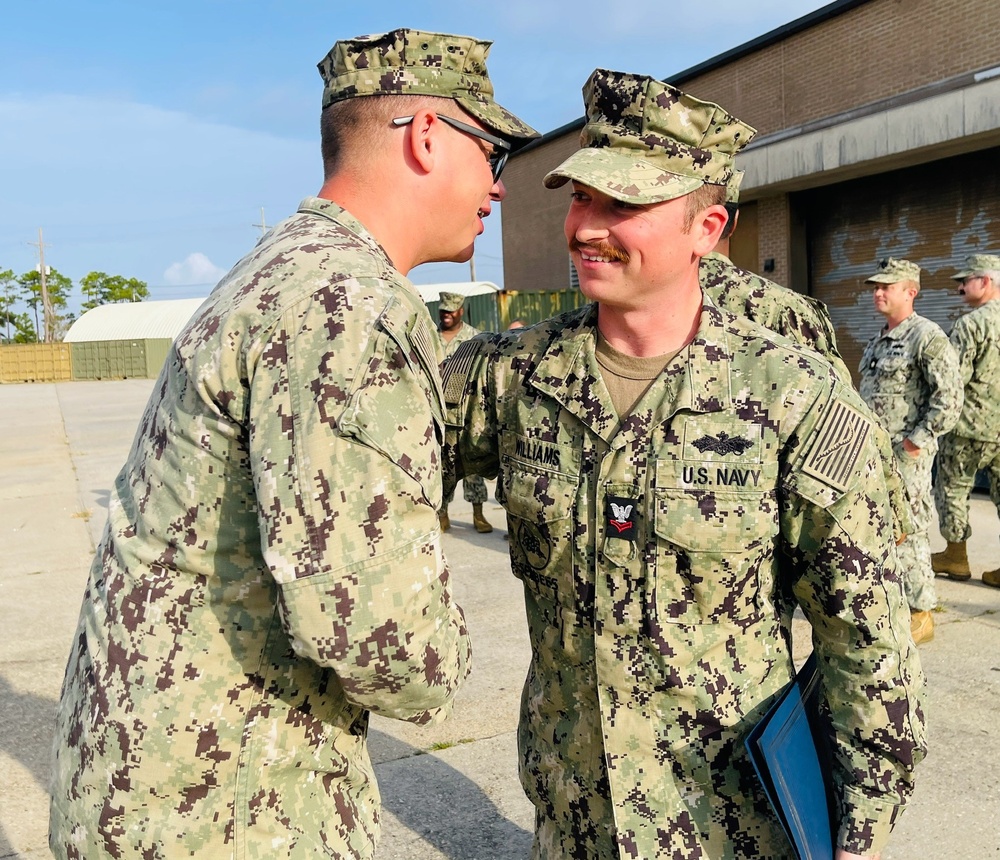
513, 0, 873, 158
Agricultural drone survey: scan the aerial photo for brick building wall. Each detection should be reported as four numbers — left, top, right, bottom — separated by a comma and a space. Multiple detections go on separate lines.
663, 0, 1000, 137
502, 0, 1000, 294
757, 197, 792, 290
502, 132, 579, 293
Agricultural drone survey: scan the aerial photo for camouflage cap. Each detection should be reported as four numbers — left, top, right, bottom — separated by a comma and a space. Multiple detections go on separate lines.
438, 292, 465, 312
725, 170, 745, 205
866, 257, 921, 285
544, 69, 756, 204
317, 28, 538, 142
953, 253, 1000, 280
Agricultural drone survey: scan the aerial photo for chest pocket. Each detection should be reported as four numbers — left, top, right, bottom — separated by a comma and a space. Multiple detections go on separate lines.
499, 434, 580, 607
871, 354, 911, 394
652, 458, 779, 626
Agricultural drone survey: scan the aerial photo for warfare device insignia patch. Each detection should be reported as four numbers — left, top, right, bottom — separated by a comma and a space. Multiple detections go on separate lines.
801, 398, 870, 493
692, 431, 754, 456
605, 495, 639, 542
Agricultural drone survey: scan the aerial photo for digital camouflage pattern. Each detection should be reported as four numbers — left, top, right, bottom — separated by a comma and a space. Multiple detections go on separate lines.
317, 28, 538, 141
700, 252, 850, 381
543, 69, 755, 204
49, 196, 472, 860
935, 297, 1000, 542
952, 252, 1000, 280
944, 297, 1000, 442
439, 320, 488, 506
865, 257, 921, 285
444, 300, 926, 859
699, 251, 913, 540
438, 291, 466, 312
935, 434, 1000, 542
859, 313, 962, 611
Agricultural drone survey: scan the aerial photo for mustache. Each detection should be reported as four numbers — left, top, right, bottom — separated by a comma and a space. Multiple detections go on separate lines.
569, 238, 630, 264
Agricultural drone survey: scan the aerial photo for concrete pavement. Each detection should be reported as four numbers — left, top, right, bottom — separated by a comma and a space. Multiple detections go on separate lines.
1, 380, 998, 859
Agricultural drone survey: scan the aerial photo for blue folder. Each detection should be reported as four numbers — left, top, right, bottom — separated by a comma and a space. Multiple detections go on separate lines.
745, 653, 834, 860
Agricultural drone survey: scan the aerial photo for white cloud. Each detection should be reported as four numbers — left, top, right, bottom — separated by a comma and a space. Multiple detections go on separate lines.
163, 252, 228, 287
0, 92, 317, 309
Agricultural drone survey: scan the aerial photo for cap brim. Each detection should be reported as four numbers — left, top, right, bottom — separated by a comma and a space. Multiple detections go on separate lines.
543, 147, 705, 204
459, 97, 539, 143
953, 270, 973, 280
865, 274, 898, 284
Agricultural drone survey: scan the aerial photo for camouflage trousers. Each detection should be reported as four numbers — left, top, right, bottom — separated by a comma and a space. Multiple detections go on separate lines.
896, 444, 937, 612
443, 474, 488, 506
934, 433, 1000, 543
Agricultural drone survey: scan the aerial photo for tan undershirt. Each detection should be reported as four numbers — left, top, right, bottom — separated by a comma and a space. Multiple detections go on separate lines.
595, 331, 680, 419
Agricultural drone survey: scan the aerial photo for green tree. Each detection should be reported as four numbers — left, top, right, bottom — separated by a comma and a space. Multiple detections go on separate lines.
0, 269, 17, 342
9, 312, 38, 343
80, 271, 149, 311
18, 268, 73, 342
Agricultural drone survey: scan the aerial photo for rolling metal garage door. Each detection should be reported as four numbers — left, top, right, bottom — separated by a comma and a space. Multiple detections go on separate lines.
801, 147, 1000, 386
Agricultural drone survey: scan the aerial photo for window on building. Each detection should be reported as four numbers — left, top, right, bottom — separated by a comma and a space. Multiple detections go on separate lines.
568, 255, 579, 290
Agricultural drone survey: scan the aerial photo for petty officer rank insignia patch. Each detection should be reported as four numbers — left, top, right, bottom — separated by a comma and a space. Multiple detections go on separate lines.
801, 398, 871, 493
605, 495, 639, 542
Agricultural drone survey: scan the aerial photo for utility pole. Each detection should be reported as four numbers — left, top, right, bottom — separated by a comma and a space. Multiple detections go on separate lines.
29, 228, 55, 343
469, 254, 477, 282
253, 207, 267, 238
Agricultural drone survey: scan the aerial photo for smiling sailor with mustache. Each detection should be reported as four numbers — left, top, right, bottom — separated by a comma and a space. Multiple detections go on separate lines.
442, 68, 925, 860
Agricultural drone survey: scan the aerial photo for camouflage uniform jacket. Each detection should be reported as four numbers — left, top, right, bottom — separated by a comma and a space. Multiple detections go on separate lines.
700, 252, 850, 381
445, 301, 925, 859
50, 197, 471, 860
859, 312, 962, 450
948, 298, 1000, 441
438, 319, 482, 359
699, 253, 913, 543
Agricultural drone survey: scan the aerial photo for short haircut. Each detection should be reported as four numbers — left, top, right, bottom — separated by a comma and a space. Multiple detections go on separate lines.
683, 183, 727, 231
982, 270, 1000, 289
320, 94, 458, 178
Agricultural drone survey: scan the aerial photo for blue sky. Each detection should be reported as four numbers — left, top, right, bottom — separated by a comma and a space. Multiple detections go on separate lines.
0, 0, 830, 317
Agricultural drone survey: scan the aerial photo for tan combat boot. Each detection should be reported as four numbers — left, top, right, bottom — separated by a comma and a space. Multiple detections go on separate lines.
931, 541, 971, 581
909, 610, 934, 646
982, 568, 1000, 589
472, 503, 493, 534
439, 507, 451, 532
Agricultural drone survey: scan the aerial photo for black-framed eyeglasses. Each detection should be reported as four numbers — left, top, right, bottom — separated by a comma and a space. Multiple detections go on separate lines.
392, 114, 511, 183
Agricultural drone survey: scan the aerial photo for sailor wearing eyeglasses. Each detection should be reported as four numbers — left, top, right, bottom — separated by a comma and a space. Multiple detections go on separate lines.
48, 27, 537, 860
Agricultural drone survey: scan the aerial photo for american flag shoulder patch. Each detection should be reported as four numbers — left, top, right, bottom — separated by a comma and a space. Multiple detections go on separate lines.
442, 338, 483, 407
409, 318, 438, 385
801, 398, 871, 493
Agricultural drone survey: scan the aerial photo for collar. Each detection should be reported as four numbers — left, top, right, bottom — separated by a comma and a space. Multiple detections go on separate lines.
880, 311, 919, 339
296, 196, 395, 271
526, 298, 734, 445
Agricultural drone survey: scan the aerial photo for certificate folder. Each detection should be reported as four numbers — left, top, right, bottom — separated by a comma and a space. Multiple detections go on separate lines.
745, 653, 834, 860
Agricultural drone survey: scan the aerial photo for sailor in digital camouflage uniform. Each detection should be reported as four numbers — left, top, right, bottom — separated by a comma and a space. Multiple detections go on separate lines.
48, 28, 537, 860
699, 173, 914, 545
436, 290, 493, 533
859, 257, 962, 643
443, 69, 925, 860
932, 253, 1000, 589
700, 171, 850, 380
